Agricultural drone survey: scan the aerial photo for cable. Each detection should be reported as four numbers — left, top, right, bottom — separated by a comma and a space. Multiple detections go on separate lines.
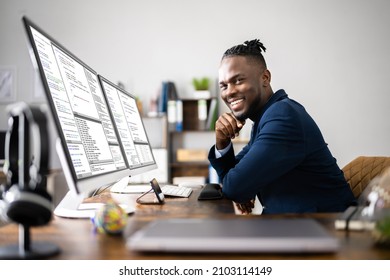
135, 188, 154, 204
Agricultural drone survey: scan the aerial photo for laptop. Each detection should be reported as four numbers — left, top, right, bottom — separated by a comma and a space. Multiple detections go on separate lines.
126, 218, 339, 253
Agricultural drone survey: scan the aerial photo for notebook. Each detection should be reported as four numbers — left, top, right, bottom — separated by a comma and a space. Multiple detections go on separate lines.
126, 218, 339, 253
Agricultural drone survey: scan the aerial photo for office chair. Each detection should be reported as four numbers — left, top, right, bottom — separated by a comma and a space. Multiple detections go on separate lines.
342, 156, 390, 200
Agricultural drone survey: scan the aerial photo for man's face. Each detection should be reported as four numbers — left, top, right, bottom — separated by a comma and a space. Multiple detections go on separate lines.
218, 56, 269, 121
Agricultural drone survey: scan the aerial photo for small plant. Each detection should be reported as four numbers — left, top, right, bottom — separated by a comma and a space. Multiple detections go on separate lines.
192, 77, 210, 91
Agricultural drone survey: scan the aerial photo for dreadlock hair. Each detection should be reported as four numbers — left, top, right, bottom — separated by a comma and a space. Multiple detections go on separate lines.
222, 39, 267, 68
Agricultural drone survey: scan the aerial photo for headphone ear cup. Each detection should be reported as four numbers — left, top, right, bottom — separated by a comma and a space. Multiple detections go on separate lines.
0, 185, 11, 227
4, 116, 19, 189
4, 185, 52, 226
4, 104, 53, 227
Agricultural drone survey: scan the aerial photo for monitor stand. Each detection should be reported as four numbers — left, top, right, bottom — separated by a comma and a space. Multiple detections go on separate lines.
53, 176, 132, 219
0, 224, 60, 259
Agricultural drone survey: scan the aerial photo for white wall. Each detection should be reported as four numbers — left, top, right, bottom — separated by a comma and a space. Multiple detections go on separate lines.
1, 0, 389, 167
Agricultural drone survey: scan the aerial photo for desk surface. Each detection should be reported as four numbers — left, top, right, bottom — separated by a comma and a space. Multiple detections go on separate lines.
1, 189, 390, 260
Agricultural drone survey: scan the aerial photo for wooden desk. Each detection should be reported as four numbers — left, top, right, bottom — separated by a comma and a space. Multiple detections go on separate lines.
1, 189, 389, 259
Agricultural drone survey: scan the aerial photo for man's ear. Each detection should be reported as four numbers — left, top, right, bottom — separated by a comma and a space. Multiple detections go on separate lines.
261, 69, 271, 87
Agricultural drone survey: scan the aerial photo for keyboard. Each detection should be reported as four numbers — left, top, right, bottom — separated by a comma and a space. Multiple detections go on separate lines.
161, 185, 192, 198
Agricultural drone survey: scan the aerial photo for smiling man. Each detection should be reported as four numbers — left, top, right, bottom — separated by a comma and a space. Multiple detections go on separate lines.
208, 39, 356, 214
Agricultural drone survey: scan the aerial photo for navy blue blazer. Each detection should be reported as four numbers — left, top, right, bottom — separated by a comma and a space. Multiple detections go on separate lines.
208, 90, 356, 214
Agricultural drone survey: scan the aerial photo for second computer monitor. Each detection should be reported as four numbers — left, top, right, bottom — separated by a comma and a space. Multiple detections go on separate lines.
98, 76, 157, 176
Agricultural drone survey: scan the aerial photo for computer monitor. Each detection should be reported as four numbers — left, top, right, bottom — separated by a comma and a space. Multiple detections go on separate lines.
98, 75, 157, 176
22, 17, 132, 218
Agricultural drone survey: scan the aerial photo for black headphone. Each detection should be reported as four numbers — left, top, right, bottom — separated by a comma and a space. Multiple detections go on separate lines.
0, 103, 52, 226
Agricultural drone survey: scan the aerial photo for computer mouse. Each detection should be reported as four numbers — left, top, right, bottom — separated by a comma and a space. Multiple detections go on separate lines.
198, 183, 223, 200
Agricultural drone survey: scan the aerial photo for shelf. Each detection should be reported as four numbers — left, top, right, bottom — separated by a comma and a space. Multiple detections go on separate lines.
142, 97, 217, 183
167, 98, 218, 182
182, 98, 217, 131
170, 164, 209, 179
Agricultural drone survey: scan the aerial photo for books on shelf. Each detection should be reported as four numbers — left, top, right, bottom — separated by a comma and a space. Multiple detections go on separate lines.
197, 100, 207, 121
167, 100, 177, 130
197, 99, 207, 130
161, 81, 183, 132
167, 99, 183, 131
158, 81, 178, 114
206, 98, 218, 131
168, 98, 218, 132
167, 100, 176, 120
175, 100, 183, 131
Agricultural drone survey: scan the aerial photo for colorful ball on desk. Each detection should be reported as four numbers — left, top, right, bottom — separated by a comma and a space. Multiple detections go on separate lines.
93, 200, 127, 235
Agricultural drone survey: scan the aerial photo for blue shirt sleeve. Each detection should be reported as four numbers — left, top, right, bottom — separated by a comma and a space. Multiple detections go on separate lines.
215, 142, 232, 158
209, 101, 306, 203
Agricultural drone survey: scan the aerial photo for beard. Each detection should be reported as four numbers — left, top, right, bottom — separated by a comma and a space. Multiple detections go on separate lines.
232, 110, 247, 122
231, 97, 261, 122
